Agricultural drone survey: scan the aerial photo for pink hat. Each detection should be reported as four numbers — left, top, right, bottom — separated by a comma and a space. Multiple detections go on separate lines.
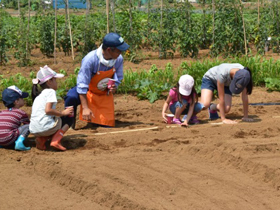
178, 74, 194, 96
32, 65, 64, 85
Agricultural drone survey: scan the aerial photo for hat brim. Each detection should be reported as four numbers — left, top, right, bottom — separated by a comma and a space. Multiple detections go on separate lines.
21, 92, 29, 98
54, 73, 64, 78
179, 86, 191, 96
116, 42, 130, 51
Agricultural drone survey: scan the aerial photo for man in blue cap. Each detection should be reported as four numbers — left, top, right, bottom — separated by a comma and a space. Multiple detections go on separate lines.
64, 32, 129, 128
0, 86, 31, 150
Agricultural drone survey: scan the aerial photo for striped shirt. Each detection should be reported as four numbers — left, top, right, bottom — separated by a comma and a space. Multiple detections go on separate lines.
0, 108, 30, 146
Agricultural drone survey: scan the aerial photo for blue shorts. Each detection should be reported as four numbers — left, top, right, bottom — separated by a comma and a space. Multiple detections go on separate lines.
169, 100, 204, 115
201, 77, 232, 96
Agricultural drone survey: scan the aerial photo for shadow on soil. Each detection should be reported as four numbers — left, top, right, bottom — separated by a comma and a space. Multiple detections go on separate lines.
79, 120, 145, 130
25, 135, 87, 151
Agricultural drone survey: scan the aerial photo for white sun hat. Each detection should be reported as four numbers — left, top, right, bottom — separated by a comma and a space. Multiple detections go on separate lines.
32, 65, 64, 85
178, 74, 194, 96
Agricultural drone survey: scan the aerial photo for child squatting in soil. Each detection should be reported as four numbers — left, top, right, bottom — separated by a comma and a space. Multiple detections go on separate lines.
162, 74, 204, 126
0, 85, 31, 151
29, 65, 74, 151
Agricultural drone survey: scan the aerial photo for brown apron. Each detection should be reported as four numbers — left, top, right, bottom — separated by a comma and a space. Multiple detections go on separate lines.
79, 67, 115, 127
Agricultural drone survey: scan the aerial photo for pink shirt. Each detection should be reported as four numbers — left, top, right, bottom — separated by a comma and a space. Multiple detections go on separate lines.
169, 88, 193, 106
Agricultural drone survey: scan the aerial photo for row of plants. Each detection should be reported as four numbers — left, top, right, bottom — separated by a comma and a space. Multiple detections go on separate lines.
1, 56, 280, 105
1, 0, 280, 66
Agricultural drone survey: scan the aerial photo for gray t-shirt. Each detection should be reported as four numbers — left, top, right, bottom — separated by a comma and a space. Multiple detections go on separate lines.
203, 63, 244, 87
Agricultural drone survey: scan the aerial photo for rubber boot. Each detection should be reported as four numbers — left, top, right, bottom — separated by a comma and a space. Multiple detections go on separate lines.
15, 135, 31, 151
35, 136, 49, 150
50, 129, 66, 151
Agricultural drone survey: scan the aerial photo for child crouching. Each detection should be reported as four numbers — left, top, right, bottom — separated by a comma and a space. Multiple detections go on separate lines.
0, 86, 31, 151
162, 74, 204, 126
29, 65, 73, 151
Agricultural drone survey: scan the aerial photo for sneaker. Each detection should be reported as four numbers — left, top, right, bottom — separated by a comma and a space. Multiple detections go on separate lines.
181, 115, 188, 122
189, 116, 200, 124
208, 107, 219, 120
173, 118, 182, 125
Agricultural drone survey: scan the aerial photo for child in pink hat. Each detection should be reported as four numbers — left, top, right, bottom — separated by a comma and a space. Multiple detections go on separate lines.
162, 74, 204, 126
29, 65, 74, 151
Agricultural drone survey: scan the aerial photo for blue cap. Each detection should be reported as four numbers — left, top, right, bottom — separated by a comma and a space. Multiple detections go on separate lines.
230, 69, 250, 94
103, 33, 129, 51
2, 85, 29, 107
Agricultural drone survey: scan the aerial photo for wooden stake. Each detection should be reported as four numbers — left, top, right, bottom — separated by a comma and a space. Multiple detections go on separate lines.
258, 0, 260, 25
26, 0, 30, 60
106, 0, 110, 33
111, 0, 116, 32
212, 0, 215, 47
129, 0, 133, 32
66, 0, 75, 60
54, 0, 57, 64
239, 0, 248, 56
160, 0, 163, 57
18, 0, 20, 16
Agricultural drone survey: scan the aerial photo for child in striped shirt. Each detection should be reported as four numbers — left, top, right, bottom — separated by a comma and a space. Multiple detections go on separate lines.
0, 86, 30, 151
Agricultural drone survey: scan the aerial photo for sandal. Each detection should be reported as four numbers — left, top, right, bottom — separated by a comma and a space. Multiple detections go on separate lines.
173, 118, 182, 125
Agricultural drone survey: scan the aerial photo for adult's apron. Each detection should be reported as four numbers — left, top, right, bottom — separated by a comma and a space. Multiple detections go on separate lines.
79, 67, 115, 127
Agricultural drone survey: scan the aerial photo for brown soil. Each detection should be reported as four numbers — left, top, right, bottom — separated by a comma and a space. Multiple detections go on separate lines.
1, 48, 280, 209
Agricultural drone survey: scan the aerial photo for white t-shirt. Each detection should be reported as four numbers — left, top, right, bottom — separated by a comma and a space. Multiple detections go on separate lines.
203, 63, 244, 86
29, 89, 58, 134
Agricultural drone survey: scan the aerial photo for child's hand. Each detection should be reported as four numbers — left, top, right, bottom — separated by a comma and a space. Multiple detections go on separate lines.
242, 117, 254, 122
162, 113, 167, 123
222, 119, 238, 124
62, 106, 73, 116
181, 122, 189, 127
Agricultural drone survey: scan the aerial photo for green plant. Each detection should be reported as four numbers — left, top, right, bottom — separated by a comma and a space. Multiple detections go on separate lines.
39, 13, 54, 57
210, 0, 246, 56
264, 78, 280, 91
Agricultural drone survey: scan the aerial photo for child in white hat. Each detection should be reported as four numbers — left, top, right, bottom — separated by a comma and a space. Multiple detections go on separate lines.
29, 65, 74, 151
162, 74, 204, 126
0, 85, 30, 151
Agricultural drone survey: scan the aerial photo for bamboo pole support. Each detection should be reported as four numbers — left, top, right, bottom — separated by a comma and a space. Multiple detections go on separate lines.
54, 0, 57, 64
26, 0, 30, 60
129, 0, 133, 32
106, 0, 110, 33
111, 0, 116, 32
239, 0, 248, 56
18, 0, 20, 16
212, 0, 215, 47
258, 0, 260, 25
159, 0, 163, 58
66, 0, 75, 60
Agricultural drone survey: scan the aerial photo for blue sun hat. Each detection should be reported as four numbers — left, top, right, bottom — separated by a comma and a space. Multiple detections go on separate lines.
103, 33, 130, 51
2, 85, 29, 107
230, 69, 250, 94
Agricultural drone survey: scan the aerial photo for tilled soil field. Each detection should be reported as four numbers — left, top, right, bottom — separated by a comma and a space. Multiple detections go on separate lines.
1, 87, 280, 210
